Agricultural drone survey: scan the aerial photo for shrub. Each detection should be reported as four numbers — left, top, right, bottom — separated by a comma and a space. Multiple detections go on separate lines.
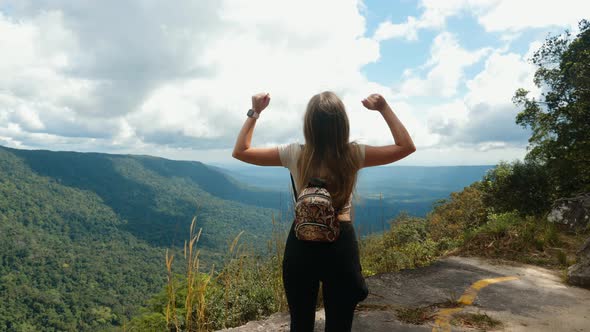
461, 211, 562, 264
427, 182, 487, 241
360, 213, 441, 276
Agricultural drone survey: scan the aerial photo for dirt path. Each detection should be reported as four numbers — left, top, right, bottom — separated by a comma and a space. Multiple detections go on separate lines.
218, 256, 590, 331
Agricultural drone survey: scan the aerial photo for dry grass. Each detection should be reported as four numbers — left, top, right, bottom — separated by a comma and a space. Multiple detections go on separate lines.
395, 306, 436, 324
451, 312, 502, 329
393, 300, 461, 325
163, 215, 213, 331
165, 248, 178, 330
158, 213, 290, 332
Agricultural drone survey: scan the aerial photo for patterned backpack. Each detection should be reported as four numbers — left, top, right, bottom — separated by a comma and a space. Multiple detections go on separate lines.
290, 174, 340, 242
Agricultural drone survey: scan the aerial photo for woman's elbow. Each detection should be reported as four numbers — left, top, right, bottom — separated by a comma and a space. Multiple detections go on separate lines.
232, 150, 243, 161
400, 145, 416, 158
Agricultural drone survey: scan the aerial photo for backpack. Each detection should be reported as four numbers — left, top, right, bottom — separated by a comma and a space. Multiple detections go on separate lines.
290, 173, 340, 242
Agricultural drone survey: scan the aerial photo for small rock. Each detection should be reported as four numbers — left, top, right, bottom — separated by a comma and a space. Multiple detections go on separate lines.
547, 193, 590, 232
567, 237, 590, 288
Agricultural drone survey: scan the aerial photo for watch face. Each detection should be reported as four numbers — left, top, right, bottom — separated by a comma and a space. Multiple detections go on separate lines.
247, 109, 259, 118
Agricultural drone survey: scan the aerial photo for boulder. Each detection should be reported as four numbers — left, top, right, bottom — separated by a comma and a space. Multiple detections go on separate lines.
567, 237, 590, 288
547, 193, 590, 231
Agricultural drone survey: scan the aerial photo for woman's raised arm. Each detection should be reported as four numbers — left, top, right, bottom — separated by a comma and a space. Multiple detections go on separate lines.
361, 94, 416, 168
232, 92, 282, 166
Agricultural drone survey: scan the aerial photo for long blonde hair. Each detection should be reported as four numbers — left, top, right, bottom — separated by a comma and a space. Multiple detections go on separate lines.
296, 91, 363, 210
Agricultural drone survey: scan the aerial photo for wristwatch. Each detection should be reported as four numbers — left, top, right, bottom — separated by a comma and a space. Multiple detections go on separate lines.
246, 109, 260, 119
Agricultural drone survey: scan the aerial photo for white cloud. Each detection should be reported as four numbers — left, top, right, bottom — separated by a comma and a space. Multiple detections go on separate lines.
465, 51, 538, 106
425, 44, 540, 150
476, 0, 587, 32
373, 0, 496, 41
373, 0, 588, 42
405, 144, 526, 166
2, 0, 434, 155
396, 32, 491, 98
0, 0, 583, 166
374, 16, 421, 41
9, 105, 44, 131
426, 100, 470, 137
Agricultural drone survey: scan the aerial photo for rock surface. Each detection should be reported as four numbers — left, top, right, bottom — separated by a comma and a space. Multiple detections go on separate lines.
568, 237, 590, 288
547, 193, 590, 231
218, 256, 590, 332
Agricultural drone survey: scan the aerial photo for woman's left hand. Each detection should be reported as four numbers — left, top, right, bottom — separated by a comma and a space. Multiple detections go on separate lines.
252, 92, 271, 113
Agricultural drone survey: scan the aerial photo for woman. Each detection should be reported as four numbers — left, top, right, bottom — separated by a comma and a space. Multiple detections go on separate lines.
232, 91, 416, 331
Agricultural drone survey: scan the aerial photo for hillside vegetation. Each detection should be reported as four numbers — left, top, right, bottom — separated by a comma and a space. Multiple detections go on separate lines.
0, 146, 285, 331
0, 148, 166, 331
3, 146, 281, 253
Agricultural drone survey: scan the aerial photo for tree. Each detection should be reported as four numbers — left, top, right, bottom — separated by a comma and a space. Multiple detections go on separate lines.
513, 19, 590, 198
480, 160, 552, 217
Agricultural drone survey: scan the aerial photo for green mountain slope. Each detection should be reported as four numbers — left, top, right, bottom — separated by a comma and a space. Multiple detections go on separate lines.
3, 146, 280, 251
0, 148, 166, 331
0, 146, 282, 331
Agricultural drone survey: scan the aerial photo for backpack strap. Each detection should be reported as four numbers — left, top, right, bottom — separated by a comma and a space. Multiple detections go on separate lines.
290, 172, 298, 202
289, 144, 303, 202
291, 173, 343, 215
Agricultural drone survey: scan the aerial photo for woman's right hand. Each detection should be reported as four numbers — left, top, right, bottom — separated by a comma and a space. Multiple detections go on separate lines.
362, 93, 388, 112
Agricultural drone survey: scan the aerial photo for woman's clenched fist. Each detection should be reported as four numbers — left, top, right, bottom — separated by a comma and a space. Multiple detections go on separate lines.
252, 92, 271, 113
362, 93, 388, 112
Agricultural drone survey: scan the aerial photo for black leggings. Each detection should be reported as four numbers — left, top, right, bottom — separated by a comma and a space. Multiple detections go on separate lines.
282, 221, 368, 332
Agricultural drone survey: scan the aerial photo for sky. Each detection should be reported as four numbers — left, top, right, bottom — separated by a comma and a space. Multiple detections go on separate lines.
0, 0, 588, 166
